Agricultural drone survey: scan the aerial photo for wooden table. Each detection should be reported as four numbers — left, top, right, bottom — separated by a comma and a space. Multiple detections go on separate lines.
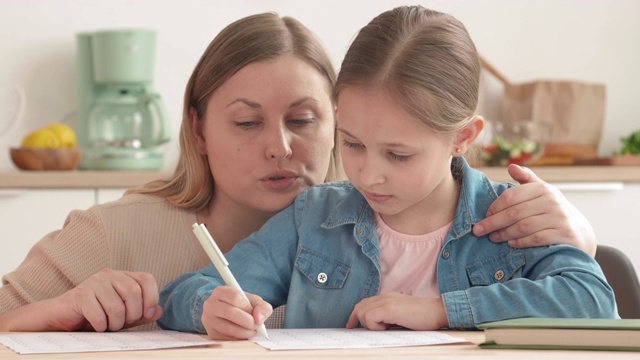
1, 331, 637, 359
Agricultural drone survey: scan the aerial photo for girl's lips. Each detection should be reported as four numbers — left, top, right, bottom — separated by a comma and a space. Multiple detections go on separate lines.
363, 190, 392, 203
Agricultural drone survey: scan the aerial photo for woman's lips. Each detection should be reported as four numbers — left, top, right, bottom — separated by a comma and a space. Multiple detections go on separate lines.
261, 171, 299, 191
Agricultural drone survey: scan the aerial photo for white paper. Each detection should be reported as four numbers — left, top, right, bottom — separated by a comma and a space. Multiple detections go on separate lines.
251, 328, 469, 350
0, 330, 218, 354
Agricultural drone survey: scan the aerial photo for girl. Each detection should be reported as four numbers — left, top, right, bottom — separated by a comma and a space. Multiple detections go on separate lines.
158, 6, 616, 340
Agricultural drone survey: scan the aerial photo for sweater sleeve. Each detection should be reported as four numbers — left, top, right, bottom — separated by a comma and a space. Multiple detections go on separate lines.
0, 207, 110, 314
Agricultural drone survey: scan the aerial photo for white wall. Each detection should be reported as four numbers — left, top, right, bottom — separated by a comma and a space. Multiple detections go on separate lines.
1, 0, 639, 171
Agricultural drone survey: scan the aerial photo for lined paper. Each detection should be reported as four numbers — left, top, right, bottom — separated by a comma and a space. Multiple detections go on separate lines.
251, 328, 469, 350
0, 330, 217, 354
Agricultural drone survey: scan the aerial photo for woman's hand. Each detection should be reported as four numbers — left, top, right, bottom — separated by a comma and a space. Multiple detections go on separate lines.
0, 268, 162, 332
473, 164, 596, 256
202, 286, 272, 340
346, 293, 447, 331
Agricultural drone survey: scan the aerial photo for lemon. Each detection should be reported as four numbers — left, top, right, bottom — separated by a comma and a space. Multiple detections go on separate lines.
46, 123, 77, 148
21, 128, 62, 148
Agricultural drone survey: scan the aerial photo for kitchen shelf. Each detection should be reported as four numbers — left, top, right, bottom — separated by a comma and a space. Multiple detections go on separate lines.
478, 166, 640, 183
1, 166, 640, 189
0, 170, 172, 189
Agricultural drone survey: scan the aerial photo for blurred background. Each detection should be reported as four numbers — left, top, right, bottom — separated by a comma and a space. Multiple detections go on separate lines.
0, 0, 638, 171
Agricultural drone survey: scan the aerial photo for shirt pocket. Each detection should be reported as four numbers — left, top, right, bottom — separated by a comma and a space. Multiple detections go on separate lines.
295, 248, 351, 289
466, 249, 525, 286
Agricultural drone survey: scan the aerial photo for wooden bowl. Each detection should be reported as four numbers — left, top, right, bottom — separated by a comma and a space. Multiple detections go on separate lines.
10, 148, 83, 171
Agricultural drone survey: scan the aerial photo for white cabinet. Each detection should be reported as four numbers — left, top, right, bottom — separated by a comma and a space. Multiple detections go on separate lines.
0, 189, 95, 276
557, 183, 640, 274
0, 171, 169, 278
97, 188, 127, 204
0, 187, 136, 277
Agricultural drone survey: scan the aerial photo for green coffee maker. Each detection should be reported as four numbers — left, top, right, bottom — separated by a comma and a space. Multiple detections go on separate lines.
76, 29, 170, 170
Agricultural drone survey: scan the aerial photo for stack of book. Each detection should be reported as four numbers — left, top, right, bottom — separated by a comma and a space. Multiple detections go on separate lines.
479, 318, 640, 351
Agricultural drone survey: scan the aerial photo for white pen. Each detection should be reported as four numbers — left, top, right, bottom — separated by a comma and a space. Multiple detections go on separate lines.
192, 222, 269, 339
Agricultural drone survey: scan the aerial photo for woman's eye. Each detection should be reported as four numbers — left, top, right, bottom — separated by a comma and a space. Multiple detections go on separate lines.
342, 140, 363, 149
387, 152, 411, 162
234, 121, 260, 129
288, 118, 315, 127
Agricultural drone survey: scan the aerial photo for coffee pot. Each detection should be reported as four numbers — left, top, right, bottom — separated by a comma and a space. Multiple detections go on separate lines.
86, 92, 169, 167
76, 29, 170, 170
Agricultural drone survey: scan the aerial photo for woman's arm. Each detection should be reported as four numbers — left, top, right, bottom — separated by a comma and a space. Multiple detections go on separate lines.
0, 269, 162, 331
0, 208, 162, 332
472, 164, 596, 256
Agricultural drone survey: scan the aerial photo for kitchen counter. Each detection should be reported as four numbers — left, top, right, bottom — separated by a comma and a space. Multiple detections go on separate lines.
0, 170, 172, 188
1, 166, 640, 188
478, 166, 640, 183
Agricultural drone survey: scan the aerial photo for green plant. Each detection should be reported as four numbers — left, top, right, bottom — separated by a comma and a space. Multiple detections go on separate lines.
617, 130, 640, 155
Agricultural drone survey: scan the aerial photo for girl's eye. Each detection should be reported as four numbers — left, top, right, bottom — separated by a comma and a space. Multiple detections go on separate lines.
342, 139, 363, 149
387, 152, 411, 162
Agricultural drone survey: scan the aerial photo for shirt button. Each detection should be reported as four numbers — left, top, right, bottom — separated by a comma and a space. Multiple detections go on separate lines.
317, 272, 328, 284
358, 228, 364, 236
442, 249, 450, 259
494, 269, 505, 281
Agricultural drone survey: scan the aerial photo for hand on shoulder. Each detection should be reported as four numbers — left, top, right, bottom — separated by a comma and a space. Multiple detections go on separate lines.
473, 164, 596, 256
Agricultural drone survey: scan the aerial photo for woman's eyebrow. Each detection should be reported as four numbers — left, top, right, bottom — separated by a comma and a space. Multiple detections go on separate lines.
226, 98, 261, 108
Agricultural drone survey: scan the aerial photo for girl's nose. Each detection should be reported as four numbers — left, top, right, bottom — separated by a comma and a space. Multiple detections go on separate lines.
359, 155, 385, 186
265, 124, 293, 160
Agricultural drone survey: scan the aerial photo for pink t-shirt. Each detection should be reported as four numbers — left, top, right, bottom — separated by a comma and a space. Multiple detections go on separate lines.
375, 212, 451, 298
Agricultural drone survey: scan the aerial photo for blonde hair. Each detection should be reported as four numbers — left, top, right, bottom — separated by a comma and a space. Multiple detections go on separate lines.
334, 6, 480, 135
128, 13, 341, 210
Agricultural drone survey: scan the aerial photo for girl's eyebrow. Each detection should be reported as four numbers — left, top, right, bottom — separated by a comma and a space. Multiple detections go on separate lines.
337, 127, 411, 149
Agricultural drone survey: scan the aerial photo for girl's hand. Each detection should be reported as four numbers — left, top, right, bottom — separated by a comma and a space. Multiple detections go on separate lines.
346, 293, 447, 331
202, 286, 272, 340
473, 164, 596, 256
0, 268, 162, 332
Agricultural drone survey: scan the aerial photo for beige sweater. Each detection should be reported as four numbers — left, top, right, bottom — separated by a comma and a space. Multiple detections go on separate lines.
0, 194, 211, 330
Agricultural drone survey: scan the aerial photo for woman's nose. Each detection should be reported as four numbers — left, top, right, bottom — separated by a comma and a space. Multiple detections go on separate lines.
265, 124, 293, 160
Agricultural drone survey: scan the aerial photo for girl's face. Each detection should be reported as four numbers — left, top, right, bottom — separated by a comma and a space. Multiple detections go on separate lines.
337, 87, 460, 234
193, 55, 335, 216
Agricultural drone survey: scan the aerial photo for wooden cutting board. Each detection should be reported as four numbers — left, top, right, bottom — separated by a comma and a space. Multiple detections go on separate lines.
573, 154, 640, 166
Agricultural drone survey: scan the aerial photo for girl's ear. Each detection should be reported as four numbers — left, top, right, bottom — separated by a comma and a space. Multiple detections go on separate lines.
190, 107, 207, 155
452, 116, 485, 156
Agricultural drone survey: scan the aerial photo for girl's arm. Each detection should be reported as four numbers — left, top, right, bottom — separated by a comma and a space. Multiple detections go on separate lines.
473, 164, 596, 256
443, 245, 617, 329
347, 245, 615, 331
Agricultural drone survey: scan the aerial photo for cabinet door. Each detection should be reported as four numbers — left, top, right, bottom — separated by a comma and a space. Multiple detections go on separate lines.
0, 189, 95, 276
559, 183, 640, 274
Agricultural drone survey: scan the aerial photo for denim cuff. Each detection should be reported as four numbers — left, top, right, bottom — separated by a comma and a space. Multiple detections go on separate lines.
192, 289, 213, 334
442, 290, 475, 329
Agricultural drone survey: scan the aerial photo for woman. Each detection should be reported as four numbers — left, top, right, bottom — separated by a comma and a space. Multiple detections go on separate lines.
0, 12, 595, 332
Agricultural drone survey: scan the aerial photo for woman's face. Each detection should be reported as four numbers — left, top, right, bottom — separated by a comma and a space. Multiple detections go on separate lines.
194, 55, 335, 215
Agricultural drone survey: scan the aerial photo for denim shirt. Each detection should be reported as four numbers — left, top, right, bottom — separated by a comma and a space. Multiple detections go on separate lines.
158, 158, 618, 333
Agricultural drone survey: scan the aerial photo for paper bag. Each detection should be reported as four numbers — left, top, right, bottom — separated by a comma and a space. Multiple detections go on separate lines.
480, 57, 607, 149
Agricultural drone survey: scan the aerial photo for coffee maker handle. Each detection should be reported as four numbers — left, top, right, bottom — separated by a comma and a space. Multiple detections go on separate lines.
146, 94, 172, 145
